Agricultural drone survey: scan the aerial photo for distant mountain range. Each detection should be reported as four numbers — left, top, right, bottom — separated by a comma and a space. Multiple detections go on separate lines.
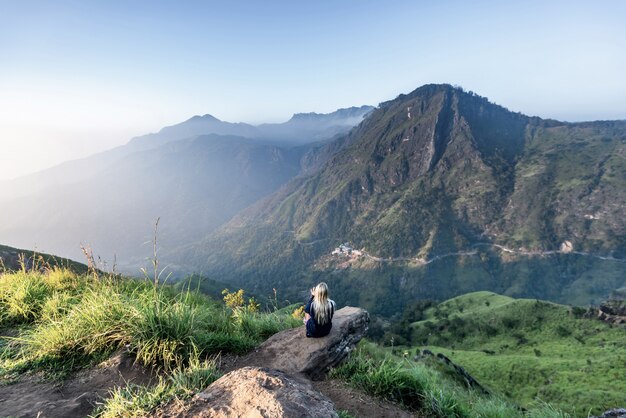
1, 85, 624, 315
0, 106, 373, 268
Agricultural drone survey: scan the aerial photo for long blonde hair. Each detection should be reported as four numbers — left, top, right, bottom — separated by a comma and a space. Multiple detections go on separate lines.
312, 282, 334, 325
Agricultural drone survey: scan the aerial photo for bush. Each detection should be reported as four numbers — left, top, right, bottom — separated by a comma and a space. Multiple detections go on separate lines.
0, 272, 52, 325
24, 287, 131, 362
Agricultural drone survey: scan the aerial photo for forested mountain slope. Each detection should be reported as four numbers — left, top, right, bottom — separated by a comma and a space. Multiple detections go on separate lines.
184, 84, 626, 313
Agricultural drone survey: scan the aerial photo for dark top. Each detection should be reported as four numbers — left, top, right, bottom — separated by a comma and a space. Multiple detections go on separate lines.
304, 296, 335, 338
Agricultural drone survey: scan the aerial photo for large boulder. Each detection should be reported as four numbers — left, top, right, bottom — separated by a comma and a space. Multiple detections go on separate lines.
240, 306, 369, 380
158, 367, 338, 418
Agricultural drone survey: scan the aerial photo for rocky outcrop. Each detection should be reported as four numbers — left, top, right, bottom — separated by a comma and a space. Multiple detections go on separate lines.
597, 299, 626, 325
237, 307, 369, 380
157, 307, 368, 417
158, 367, 338, 418
591, 408, 626, 418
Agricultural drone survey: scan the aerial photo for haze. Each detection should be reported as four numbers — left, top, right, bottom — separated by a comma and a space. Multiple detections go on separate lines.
1, 0, 625, 180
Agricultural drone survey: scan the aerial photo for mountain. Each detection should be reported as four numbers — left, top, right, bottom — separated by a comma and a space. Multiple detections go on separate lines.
0, 107, 372, 270
180, 84, 626, 314
126, 114, 259, 151
0, 107, 373, 201
0, 243, 88, 273
256, 106, 375, 144
0, 135, 307, 269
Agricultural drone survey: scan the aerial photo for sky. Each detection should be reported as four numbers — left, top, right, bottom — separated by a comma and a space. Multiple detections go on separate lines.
1, 0, 625, 180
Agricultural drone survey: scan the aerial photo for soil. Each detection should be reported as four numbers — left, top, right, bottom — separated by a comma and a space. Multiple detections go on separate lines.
0, 350, 155, 418
1, 339, 419, 418
312, 379, 422, 418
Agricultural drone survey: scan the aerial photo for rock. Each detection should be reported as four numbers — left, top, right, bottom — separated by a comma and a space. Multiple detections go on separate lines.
591, 408, 626, 418
240, 307, 369, 380
158, 367, 338, 418
156, 308, 368, 417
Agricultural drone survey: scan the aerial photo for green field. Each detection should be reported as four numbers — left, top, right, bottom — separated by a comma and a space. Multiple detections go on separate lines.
405, 292, 626, 416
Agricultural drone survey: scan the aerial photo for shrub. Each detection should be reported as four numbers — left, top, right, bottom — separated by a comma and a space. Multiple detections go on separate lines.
94, 380, 171, 418
555, 325, 572, 337
167, 353, 221, 395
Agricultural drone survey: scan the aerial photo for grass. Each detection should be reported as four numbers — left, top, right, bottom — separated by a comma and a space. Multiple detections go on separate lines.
0, 267, 301, 414
0, 268, 300, 377
331, 341, 572, 418
93, 353, 221, 417
406, 291, 626, 417
2, 267, 615, 417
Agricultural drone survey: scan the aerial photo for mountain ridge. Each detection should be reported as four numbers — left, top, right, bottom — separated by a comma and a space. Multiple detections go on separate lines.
178, 84, 625, 313
0, 105, 372, 268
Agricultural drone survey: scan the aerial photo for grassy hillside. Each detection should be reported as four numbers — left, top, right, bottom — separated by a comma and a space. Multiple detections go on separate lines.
404, 292, 626, 416
0, 244, 89, 274
1, 266, 580, 417
0, 267, 300, 416
332, 341, 572, 418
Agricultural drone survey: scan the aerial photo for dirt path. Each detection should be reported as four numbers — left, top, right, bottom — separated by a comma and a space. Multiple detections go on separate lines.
0, 351, 154, 418
313, 379, 422, 418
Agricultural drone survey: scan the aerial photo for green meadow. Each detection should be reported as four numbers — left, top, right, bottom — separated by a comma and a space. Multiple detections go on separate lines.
404, 291, 626, 416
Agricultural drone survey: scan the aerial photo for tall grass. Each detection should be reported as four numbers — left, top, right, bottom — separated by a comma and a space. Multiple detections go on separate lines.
0, 268, 300, 415
331, 355, 425, 410
0, 267, 82, 326
0, 269, 299, 378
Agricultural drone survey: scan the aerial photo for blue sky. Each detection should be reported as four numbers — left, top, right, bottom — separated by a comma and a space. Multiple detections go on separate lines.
1, 0, 625, 179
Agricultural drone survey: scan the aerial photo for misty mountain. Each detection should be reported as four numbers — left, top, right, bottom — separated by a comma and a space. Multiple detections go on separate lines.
129, 105, 374, 149
256, 106, 375, 144
0, 106, 373, 200
179, 84, 626, 314
0, 107, 372, 269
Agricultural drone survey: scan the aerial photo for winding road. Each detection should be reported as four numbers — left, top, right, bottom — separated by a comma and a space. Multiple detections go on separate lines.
293, 234, 625, 266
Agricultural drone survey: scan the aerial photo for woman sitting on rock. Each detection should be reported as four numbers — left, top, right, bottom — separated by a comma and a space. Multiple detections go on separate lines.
303, 282, 335, 338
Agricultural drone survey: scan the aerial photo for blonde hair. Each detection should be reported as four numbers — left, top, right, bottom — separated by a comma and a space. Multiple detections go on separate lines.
312, 282, 335, 325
